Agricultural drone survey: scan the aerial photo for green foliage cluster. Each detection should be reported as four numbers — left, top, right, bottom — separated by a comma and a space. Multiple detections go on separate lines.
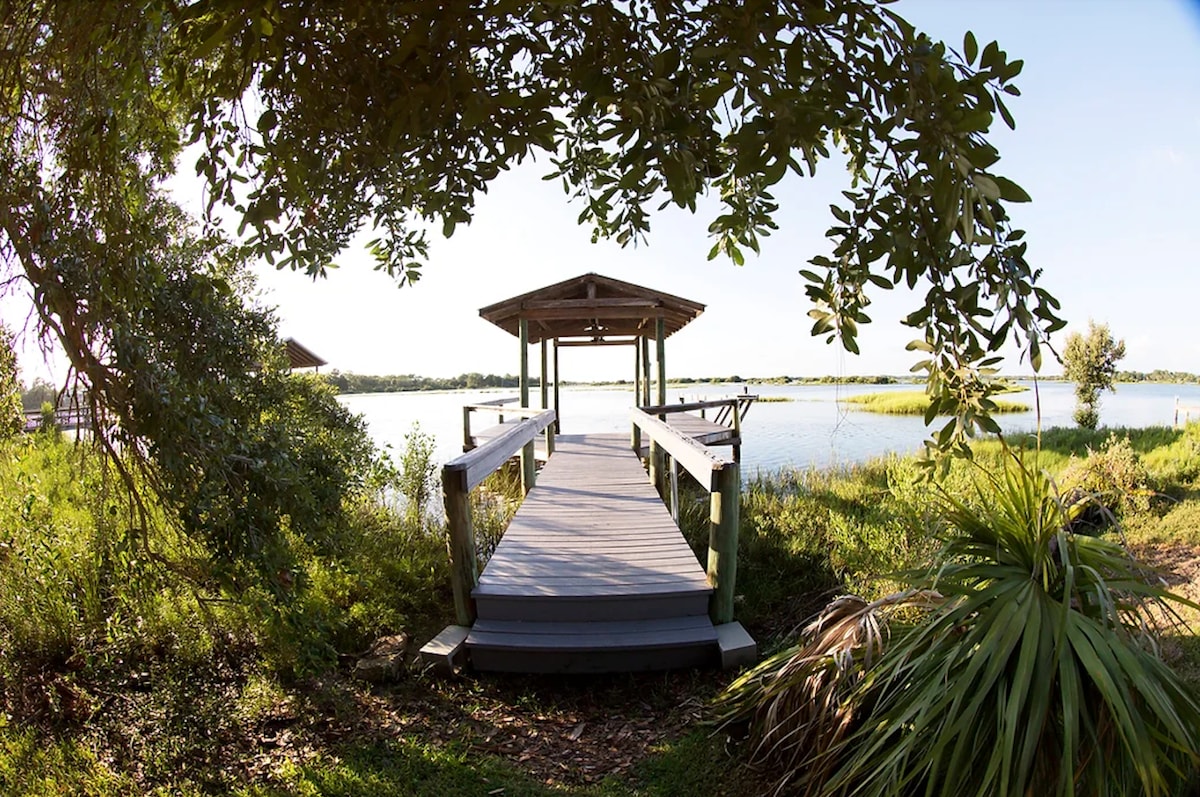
18, 378, 58, 412
1063, 320, 1127, 429
719, 453, 1200, 796
0, 423, 474, 791
844, 389, 1029, 415
1, 0, 1064, 461
0, 326, 22, 438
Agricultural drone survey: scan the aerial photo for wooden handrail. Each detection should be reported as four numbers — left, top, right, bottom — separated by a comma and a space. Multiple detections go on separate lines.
630, 409, 729, 488
630, 407, 740, 625
639, 395, 758, 417
447, 409, 555, 491
444, 408, 556, 625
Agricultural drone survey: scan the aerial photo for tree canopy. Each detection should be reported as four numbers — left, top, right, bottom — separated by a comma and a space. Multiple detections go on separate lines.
0, 0, 1065, 569
1063, 320, 1126, 430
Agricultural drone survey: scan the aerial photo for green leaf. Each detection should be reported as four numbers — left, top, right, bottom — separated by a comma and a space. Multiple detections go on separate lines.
995, 176, 1031, 202
963, 31, 978, 65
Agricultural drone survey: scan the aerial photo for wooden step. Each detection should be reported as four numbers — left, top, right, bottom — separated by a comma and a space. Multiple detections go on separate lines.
467, 616, 718, 673
470, 588, 710, 624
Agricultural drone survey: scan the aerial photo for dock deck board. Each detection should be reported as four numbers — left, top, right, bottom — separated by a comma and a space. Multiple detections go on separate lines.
474, 434, 710, 605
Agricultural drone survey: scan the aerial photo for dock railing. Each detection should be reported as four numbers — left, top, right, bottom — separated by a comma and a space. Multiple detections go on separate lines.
630, 408, 740, 625
461, 396, 520, 450
443, 408, 556, 625
633, 395, 756, 465
1175, 397, 1200, 429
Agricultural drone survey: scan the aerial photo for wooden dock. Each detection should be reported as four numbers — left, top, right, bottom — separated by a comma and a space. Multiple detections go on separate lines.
468, 433, 717, 672
419, 275, 757, 674
422, 401, 757, 674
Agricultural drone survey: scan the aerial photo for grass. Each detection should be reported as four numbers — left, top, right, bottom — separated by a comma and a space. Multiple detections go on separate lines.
2, 421, 1199, 793
844, 389, 1030, 414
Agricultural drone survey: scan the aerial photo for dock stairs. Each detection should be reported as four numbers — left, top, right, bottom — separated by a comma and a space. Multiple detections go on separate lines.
421, 432, 756, 674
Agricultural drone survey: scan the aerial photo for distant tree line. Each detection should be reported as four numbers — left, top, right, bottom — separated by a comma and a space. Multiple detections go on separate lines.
1116, 370, 1200, 385
326, 371, 530, 394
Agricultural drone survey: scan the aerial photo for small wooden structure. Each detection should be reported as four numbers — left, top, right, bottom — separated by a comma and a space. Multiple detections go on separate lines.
478, 272, 705, 432
284, 337, 326, 371
421, 274, 755, 674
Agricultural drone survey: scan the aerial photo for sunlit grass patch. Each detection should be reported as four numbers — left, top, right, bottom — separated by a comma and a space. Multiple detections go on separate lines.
843, 390, 1029, 415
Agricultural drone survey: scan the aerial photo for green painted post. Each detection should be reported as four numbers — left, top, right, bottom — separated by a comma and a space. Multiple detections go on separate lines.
540, 338, 548, 410
641, 336, 651, 407
553, 339, 561, 434
655, 317, 666, 408
444, 467, 477, 625
632, 345, 641, 449
707, 463, 740, 624
519, 319, 535, 494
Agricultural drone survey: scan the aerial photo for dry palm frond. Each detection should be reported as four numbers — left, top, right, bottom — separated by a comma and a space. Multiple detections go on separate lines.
713, 590, 941, 795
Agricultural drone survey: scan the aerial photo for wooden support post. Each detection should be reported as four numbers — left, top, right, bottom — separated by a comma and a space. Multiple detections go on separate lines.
519, 319, 529, 409
655, 317, 666, 408
649, 442, 663, 497
707, 463, 740, 625
540, 338, 549, 410
462, 406, 473, 451
641, 336, 651, 407
545, 417, 556, 458
633, 340, 643, 408
519, 319, 535, 494
669, 455, 680, 524
632, 345, 642, 450
553, 339, 561, 433
732, 401, 742, 464
444, 468, 477, 626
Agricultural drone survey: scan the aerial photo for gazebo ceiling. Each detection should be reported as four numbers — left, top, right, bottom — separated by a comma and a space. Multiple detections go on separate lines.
478, 273, 705, 344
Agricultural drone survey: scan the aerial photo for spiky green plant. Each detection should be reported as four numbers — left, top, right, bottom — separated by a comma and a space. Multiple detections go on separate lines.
720, 453, 1200, 797
713, 591, 941, 796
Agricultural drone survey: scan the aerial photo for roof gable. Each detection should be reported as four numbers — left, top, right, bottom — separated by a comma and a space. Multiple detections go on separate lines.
478, 273, 704, 343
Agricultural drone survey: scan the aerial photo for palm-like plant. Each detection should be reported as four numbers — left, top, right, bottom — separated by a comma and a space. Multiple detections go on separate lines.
720, 454, 1200, 796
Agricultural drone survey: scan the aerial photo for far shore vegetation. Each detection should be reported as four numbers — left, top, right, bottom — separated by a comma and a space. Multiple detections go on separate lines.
844, 388, 1030, 415
289, 369, 1200, 397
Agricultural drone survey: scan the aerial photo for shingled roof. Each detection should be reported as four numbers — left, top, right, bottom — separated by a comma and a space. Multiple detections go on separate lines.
478, 273, 705, 344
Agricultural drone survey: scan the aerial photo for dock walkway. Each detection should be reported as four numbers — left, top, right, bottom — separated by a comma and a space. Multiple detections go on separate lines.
467, 433, 717, 672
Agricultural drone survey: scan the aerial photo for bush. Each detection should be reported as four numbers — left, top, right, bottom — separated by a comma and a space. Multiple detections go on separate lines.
1057, 433, 1154, 530
718, 453, 1200, 796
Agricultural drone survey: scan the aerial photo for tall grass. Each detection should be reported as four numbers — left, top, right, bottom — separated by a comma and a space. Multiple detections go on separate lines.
0, 425, 468, 792
844, 389, 1029, 414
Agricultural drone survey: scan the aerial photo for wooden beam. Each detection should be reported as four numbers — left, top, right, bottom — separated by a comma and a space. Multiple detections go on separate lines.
540, 338, 548, 410
521, 298, 659, 310
517, 306, 667, 321
641, 336, 651, 407
552, 338, 561, 434
519, 318, 534, 494
554, 339, 639, 348
519, 318, 529, 409
656, 317, 666, 408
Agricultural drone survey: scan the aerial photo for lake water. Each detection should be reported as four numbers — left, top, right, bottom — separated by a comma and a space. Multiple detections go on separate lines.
339, 381, 1200, 476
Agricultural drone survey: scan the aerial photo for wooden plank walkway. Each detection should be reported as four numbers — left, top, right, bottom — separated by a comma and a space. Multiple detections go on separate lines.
466, 433, 718, 672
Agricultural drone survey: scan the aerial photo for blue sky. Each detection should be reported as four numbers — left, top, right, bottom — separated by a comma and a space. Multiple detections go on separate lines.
8, 1, 1200, 383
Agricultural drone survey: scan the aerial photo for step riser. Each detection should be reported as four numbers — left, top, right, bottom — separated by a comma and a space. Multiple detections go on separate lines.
469, 643, 716, 673
475, 593, 709, 622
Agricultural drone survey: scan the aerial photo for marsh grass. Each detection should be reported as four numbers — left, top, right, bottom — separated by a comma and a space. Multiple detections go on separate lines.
844, 389, 1029, 415
5, 421, 1200, 795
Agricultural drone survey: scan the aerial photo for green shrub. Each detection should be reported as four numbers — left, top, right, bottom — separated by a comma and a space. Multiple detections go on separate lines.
718, 453, 1200, 796
1057, 433, 1154, 528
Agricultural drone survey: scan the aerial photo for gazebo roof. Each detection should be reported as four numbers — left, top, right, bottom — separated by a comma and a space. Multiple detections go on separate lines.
284, 337, 327, 370
478, 273, 705, 344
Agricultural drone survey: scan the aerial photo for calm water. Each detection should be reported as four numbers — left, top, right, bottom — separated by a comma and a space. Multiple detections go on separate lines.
339, 381, 1200, 476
